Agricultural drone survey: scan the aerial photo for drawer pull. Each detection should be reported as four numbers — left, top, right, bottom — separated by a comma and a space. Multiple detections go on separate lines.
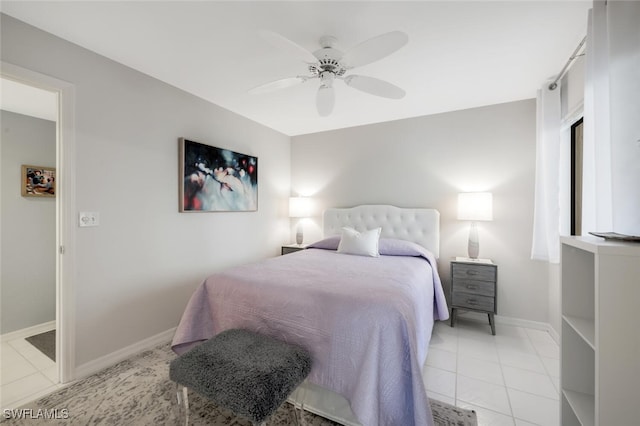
466, 284, 478, 290
466, 270, 479, 276
467, 299, 478, 305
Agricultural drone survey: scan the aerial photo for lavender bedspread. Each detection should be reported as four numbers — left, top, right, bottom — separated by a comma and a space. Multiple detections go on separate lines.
171, 238, 449, 426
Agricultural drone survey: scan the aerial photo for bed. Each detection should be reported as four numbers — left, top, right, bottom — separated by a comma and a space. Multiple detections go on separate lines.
171, 205, 449, 426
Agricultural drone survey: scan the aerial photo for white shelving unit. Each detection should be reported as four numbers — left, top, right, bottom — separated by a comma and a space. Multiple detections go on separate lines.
560, 236, 640, 426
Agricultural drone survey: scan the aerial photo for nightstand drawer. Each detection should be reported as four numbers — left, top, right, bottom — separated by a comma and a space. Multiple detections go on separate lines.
452, 279, 495, 297
452, 263, 496, 282
452, 292, 495, 312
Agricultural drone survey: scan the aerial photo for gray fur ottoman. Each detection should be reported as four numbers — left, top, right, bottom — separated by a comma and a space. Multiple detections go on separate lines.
169, 329, 312, 426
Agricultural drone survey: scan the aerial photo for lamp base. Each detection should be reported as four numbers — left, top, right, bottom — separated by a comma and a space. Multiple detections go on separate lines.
468, 222, 479, 259
296, 222, 303, 245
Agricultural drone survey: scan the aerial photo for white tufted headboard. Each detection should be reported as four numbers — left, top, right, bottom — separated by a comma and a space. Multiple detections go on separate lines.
323, 205, 440, 258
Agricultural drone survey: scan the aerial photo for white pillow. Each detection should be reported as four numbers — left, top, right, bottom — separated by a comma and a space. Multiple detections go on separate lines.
337, 227, 382, 257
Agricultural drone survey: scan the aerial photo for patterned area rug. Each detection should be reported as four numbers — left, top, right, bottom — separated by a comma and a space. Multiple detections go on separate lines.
4, 343, 476, 426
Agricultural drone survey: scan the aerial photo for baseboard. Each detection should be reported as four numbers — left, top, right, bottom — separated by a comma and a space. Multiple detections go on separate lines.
450, 312, 559, 342
74, 327, 176, 380
546, 325, 560, 344
496, 314, 560, 344
1, 320, 56, 342
494, 314, 549, 331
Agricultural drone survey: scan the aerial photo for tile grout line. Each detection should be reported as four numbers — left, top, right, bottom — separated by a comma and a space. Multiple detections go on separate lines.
1, 338, 57, 406
10, 338, 57, 378
452, 321, 561, 425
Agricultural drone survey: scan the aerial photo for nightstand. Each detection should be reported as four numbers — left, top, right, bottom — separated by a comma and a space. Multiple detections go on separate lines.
281, 244, 307, 255
450, 257, 498, 335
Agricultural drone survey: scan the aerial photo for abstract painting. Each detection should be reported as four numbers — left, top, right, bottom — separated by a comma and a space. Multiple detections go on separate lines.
179, 138, 258, 212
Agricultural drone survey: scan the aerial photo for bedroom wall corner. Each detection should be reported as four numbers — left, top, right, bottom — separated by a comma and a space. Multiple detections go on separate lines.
291, 99, 550, 324
1, 14, 291, 367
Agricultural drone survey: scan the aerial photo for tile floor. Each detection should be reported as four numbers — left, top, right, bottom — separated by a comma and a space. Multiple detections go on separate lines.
1, 337, 60, 408
1, 318, 560, 426
425, 316, 560, 426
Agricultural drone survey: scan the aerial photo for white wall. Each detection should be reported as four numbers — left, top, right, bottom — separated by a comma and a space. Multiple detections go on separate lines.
292, 99, 550, 323
1, 14, 291, 366
561, 55, 585, 119
1, 110, 56, 334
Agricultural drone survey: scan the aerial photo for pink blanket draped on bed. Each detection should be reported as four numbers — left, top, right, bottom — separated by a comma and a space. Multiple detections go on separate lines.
171, 238, 449, 426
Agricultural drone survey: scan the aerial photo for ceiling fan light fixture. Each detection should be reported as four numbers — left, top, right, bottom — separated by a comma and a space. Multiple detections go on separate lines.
319, 71, 335, 88
316, 85, 335, 117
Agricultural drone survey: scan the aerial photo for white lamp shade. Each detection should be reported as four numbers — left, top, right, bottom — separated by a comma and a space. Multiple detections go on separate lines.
289, 197, 311, 218
458, 192, 493, 221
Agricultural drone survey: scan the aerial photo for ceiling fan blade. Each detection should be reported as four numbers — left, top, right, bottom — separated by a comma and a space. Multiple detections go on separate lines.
344, 75, 405, 99
341, 31, 408, 69
248, 76, 308, 94
259, 30, 318, 64
316, 85, 335, 117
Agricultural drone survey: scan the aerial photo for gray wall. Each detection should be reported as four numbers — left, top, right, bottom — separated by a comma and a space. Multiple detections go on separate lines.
292, 99, 550, 323
1, 110, 56, 334
1, 14, 291, 366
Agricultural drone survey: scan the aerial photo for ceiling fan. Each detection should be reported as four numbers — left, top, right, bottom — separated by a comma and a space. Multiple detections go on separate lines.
249, 30, 409, 116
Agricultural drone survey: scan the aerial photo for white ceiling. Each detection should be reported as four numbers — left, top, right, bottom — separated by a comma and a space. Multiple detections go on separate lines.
1, 1, 590, 136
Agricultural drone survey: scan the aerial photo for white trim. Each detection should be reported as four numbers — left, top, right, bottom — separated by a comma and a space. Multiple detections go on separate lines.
1, 321, 56, 342
1, 61, 76, 384
561, 101, 584, 129
547, 324, 560, 344
494, 314, 550, 331
74, 328, 176, 380
451, 312, 559, 343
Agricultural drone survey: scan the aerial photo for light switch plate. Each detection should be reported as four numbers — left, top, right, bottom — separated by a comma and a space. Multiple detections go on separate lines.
79, 212, 99, 227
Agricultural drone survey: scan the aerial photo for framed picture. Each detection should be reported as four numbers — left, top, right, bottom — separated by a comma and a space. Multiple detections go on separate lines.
21, 165, 56, 198
179, 138, 258, 212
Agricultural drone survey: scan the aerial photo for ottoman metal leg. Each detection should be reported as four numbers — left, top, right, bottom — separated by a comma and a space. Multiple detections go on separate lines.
288, 380, 308, 426
296, 381, 308, 426
175, 384, 189, 426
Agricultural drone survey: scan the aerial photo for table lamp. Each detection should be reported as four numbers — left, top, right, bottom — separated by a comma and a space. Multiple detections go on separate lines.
458, 192, 493, 259
289, 197, 311, 245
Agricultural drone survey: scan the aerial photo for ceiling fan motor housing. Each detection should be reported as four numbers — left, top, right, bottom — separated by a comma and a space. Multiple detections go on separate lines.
310, 46, 346, 79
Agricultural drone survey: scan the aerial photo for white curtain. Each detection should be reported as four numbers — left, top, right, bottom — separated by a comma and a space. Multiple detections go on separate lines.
582, 3, 613, 235
606, 1, 640, 235
531, 82, 562, 263
531, 0, 640, 261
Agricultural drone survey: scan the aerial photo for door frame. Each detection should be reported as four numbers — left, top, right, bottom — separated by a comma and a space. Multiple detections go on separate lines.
1, 61, 76, 383
570, 117, 584, 236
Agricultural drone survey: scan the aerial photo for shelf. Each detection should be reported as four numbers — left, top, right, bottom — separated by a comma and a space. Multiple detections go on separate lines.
561, 238, 640, 425
563, 390, 594, 426
560, 235, 640, 256
562, 315, 595, 350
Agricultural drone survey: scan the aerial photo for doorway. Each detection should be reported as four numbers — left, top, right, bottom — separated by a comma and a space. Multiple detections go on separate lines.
1, 78, 58, 406
1, 62, 76, 406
